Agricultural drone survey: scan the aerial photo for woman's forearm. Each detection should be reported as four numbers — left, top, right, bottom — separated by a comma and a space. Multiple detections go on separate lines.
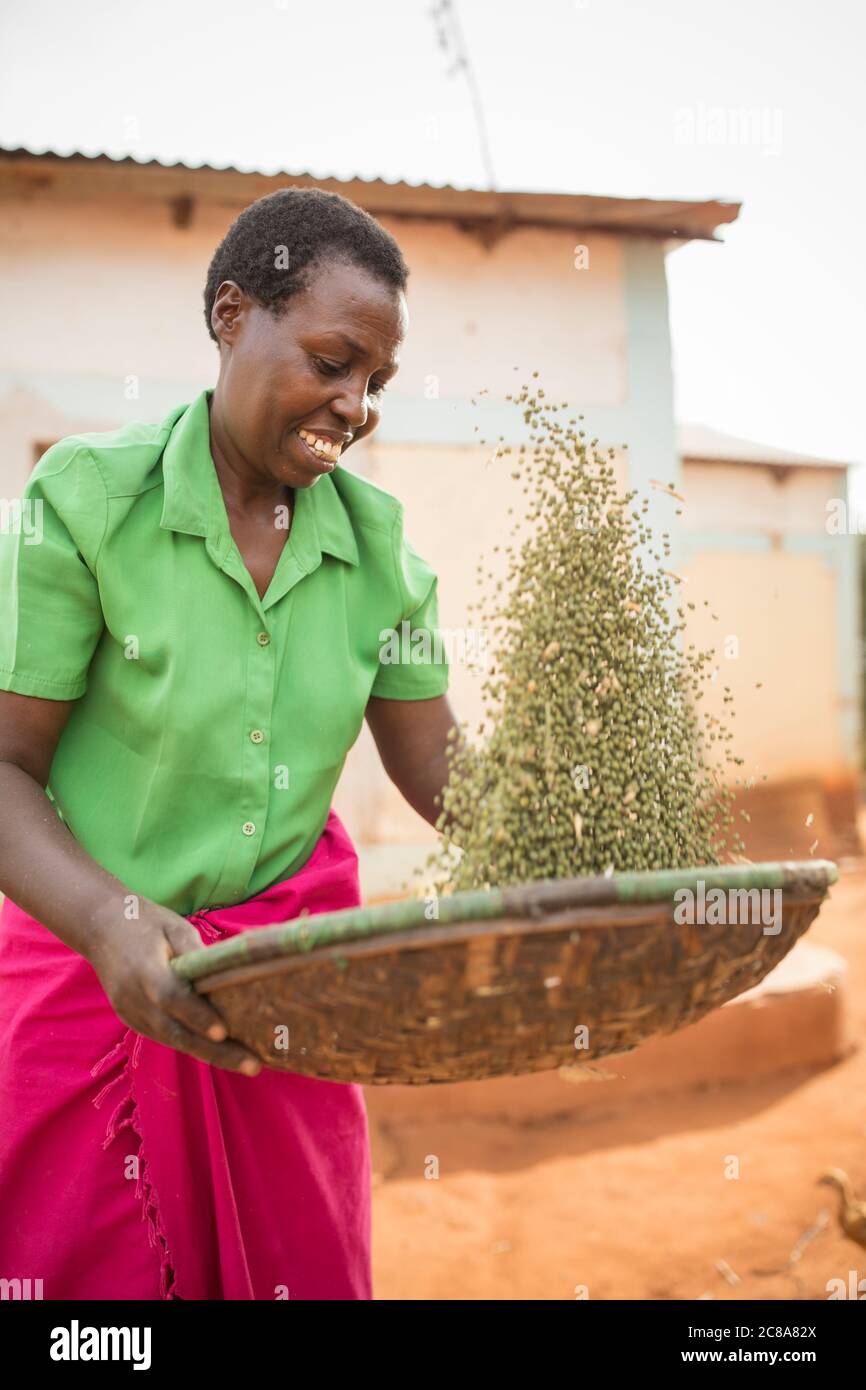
0, 759, 264, 1072
0, 761, 135, 959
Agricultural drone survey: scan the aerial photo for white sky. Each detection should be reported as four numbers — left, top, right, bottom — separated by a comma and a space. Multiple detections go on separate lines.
2, 0, 864, 485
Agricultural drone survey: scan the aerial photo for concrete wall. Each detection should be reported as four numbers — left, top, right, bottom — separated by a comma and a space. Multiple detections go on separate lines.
680, 460, 859, 786
0, 191, 637, 486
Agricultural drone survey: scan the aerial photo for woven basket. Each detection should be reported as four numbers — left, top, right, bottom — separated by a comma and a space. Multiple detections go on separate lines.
171, 860, 837, 1085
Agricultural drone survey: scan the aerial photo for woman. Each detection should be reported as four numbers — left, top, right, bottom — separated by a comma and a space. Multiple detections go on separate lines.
0, 187, 457, 1300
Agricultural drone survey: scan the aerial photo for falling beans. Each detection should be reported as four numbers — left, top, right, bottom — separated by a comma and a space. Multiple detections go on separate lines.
423, 379, 743, 894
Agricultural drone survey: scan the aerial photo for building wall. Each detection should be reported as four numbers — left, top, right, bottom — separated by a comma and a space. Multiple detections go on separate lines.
0, 190, 633, 489
679, 459, 859, 784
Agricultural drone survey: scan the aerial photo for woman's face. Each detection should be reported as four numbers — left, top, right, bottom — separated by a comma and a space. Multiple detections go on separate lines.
210, 257, 408, 490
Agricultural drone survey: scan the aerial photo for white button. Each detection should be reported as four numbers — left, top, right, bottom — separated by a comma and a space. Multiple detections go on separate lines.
242, 821, 256, 836
250, 729, 265, 744
256, 632, 270, 646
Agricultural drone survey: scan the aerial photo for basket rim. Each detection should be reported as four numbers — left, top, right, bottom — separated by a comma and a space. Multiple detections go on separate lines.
187, 897, 809, 996
171, 858, 838, 983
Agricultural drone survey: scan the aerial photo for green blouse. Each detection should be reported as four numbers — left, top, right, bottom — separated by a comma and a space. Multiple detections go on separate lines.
0, 389, 449, 914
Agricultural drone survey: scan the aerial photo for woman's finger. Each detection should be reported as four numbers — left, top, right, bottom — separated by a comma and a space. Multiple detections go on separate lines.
162, 916, 212, 959
142, 1013, 262, 1073
159, 970, 234, 1043
157, 915, 233, 1040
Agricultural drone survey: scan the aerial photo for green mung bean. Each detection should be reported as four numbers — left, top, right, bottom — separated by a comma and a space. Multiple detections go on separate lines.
421, 381, 743, 895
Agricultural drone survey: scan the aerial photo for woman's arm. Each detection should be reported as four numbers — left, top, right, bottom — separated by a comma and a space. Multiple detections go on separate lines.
0, 689, 262, 1073
0, 690, 134, 942
365, 692, 461, 829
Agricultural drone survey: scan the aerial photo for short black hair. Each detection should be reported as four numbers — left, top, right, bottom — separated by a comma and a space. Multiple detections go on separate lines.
203, 186, 409, 343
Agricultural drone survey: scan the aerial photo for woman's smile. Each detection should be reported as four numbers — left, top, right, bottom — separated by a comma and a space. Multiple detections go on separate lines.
292, 427, 338, 473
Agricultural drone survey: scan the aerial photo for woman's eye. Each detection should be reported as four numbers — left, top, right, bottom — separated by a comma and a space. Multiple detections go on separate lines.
314, 357, 344, 376
313, 356, 387, 395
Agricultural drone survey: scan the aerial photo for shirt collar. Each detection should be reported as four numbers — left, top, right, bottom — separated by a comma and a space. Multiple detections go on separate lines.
159, 388, 359, 567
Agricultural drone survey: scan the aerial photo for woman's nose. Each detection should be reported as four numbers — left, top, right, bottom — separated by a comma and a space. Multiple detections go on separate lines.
330, 380, 371, 432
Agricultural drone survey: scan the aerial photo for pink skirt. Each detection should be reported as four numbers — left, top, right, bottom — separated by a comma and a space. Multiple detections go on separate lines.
0, 809, 372, 1300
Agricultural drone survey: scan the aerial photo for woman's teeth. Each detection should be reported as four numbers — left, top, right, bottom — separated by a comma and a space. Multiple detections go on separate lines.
297, 429, 342, 461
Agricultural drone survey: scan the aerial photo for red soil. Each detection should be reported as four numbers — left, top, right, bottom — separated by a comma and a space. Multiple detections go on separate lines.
370, 862, 866, 1300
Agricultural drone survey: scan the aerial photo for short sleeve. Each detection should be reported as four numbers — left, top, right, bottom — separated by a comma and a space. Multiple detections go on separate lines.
0, 442, 107, 700
370, 512, 450, 700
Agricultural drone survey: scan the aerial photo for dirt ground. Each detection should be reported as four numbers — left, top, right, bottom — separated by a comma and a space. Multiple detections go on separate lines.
370, 861, 866, 1301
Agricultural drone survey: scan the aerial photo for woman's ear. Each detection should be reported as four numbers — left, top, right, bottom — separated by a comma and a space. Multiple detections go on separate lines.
211, 281, 245, 346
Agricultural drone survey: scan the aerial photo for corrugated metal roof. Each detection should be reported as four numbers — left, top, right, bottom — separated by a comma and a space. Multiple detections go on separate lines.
0, 141, 481, 191
678, 422, 849, 471
0, 145, 742, 243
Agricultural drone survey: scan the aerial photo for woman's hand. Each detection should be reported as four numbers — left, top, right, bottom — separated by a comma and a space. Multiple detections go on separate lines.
86, 899, 264, 1075
0, 697, 262, 1075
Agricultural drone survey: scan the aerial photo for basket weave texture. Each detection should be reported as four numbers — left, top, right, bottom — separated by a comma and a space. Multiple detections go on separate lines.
172, 861, 837, 1085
